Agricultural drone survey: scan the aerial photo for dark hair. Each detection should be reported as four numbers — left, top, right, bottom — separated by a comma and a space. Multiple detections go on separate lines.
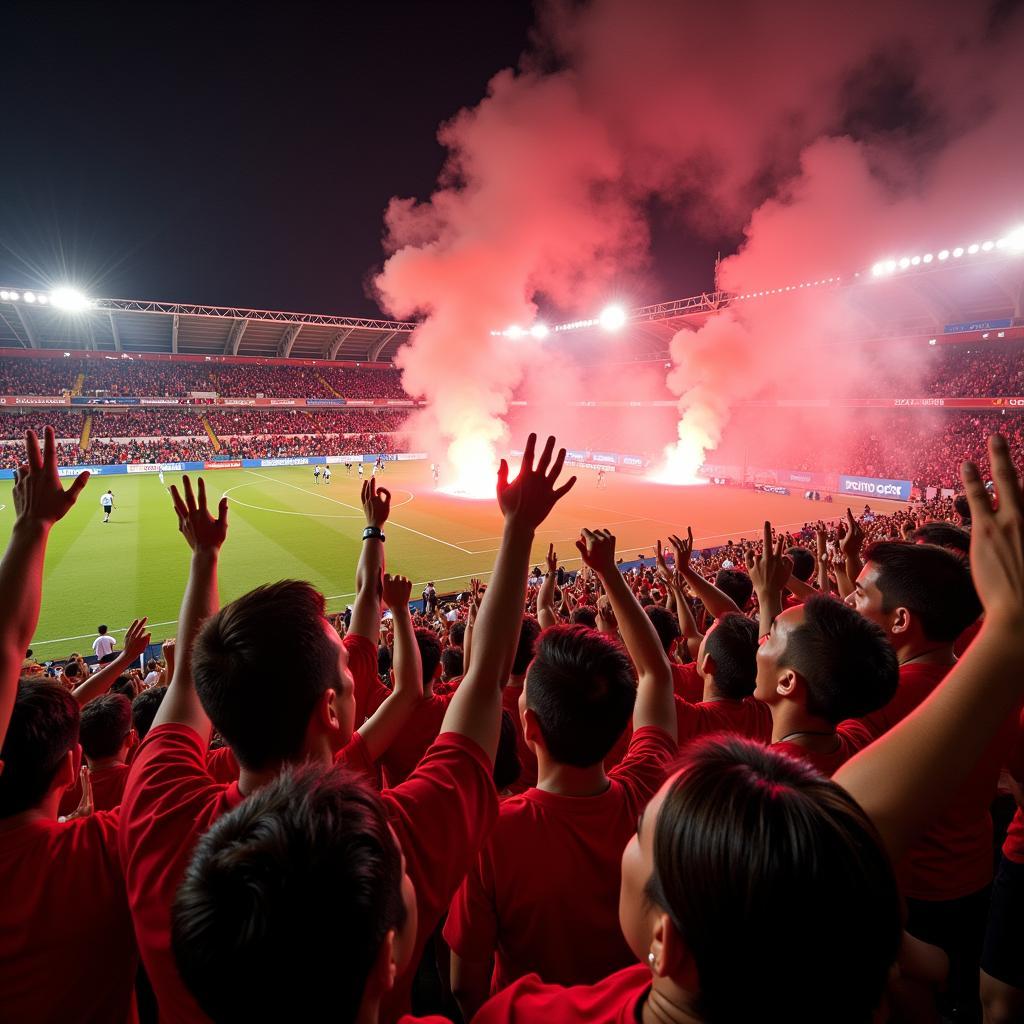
441, 646, 464, 681
864, 541, 981, 642
953, 494, 971, 524
714, 568, 753, 609
645, 736, 901, 1024
413, 627, 442, 682
703, 614, 759, 699
910, 522, 970, 559
645, 606, 681, 653
98, 625, 108, 634
79, 694, 133, 760
132, 687, 167, 740
146, 660, 158, 673
512, 615, 541, 676
449, 621, 466, 647
192, 580, 341, 771
494, 710, 522, 791
110, 676, 136, 700
786, 546, 815, 582
569, 606, 597, 629
525, 625, 635, 767
0, 680, 79, 817
778, 596, 898, 723
173, 765, 405, 1022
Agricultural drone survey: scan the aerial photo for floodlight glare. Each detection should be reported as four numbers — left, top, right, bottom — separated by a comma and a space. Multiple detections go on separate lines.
23, 291, 36, 303
1003, 226, 1024, 253
598, 304, 627, 331
938, 250, 950, 260
530, 323, 549, 340
952, 247, 964, 257
967, 243, 980, 255
50, 287, 92, 312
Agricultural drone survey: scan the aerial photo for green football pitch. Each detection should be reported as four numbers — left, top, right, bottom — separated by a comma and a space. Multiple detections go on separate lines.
0, 460, 876, 657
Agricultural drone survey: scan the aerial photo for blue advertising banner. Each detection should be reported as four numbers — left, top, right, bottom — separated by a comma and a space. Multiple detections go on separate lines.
943, 318, 1012, 334
839, 475, 913, 501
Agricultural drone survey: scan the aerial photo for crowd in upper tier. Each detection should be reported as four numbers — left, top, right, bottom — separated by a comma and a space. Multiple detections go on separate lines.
2, 425, 1024, 1024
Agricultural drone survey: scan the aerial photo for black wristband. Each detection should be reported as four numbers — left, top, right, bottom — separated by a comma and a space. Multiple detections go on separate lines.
362, 526, 385, 542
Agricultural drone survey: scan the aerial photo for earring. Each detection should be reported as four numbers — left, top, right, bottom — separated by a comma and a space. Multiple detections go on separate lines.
648, 952, 657, 971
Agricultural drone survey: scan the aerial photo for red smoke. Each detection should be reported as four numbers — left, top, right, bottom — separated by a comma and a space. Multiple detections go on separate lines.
373, 0, 1024, 482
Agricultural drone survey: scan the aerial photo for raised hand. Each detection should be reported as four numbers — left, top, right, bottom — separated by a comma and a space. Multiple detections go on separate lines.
13, 427, 89, 527
575, 528, 618, 577
745, 521, 793, 595
170, 476, 228, 553
161, 638, 176, 679
668, 528, 694, 574
545, 543, 558, 574
960, 434, 1024, 629
838, 508, 865, 558
497, 433, 576, 532
596, 594, 618, 634
815, 521, 828, 558
66, 766, 94, 820
362, 477, 391, 528
123, 617, 152, 661
381, 573, 413, 611
655, 539, 674, 583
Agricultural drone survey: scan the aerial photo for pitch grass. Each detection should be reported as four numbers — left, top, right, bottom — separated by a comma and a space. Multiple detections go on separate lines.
0, 461, 884, 656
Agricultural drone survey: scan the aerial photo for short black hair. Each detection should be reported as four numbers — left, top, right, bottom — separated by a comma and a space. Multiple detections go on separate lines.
645, 606, 682, 653
778, 596, 898, 723
0, 680, 79, 817
786, 547, 815, 582
173, 765, 406, 1022
953, 494, 971, 524
703, 613, 759, 699
441, 646, 463, 681
910, 522, 970, 558
569, 606, 597, 629
110, 676, 136, 700
192, 580, 342, 771
715, 568, 754, 609
132, 687, 167, 740
512, 615, 541, 676
80, 694, 133, 760
864, 541, 981, 642
525, 624, 636, 767
98, 625, 108, 634
413, 627, 442, 682
449, 621, 466, 647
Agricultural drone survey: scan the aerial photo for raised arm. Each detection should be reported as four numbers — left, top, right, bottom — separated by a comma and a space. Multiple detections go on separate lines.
348, 477, 390, 644
441, 434, 576, 760
355, 574, 423, 761
838, 508, 865, 587
835, 435, 1024, 861
0, 428, 88, 750
658, 538, 702, 658
578, 529, 677, 741
152, 476, 228, 737
673, 528, 743, 617
71, 618, 152, 706
745, 522, 793, 639
814, 522, 833, 596
537, 544, 559, 630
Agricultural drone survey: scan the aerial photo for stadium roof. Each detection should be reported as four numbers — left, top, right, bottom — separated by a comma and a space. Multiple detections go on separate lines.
0, 249, 1020, 363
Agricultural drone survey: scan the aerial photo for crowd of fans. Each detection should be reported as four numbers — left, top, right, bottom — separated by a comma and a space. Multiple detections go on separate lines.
0, 409, 84, 440
206, 407, 408, 436
2, 424, 1024, 1024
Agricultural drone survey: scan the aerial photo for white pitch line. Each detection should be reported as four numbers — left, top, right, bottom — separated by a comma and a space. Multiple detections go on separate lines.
243, 470, 475, 554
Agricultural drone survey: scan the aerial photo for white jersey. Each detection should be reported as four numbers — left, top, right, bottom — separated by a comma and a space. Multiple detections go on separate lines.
101, 494, 113, 509
93, 635, 115, 659
358, 464, 364, 477
324, 469, 331, 481
159, 470, 165, 485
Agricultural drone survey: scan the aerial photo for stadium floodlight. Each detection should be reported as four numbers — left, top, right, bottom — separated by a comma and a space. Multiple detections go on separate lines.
50, 287, 92, 312
530, 323, 549, 339
505, 325, 524, 340
928, 338, 937, 346
7, 291, 20, 301
36, 293, 47, 304
967, 243, 980, 254
898, 257, 911, 269
938, 250, 949, 260
982, 240, 994, 251
922, 253, 933, 263
598, 304, 627, 332
23, 291, 36, 303
952, 246, 964, 257
1002, 226, 1024, 253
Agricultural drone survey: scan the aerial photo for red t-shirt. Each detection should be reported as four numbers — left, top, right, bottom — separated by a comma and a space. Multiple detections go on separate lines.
347, 632, 391, 727
473, 962, 651, 1024
379, 732, 499, 1022
444, 727, 676, 993
843, 661, 1020, 899
119, 724, 246, 1023
502, 683, 538, 793
671, 662, 703, 703
675, 695, 772, 748
205, 744, 240, 784
771, 732, 865, 778
0, 810, 138, 1022
58, 761, 131, 816
379, 691, 454, 787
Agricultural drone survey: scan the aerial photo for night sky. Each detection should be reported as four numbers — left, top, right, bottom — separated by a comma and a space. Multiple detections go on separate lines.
0, 2, 723, 321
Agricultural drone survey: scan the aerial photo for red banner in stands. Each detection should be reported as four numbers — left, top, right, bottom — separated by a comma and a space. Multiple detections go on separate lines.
0, 395, 71, 406
203, 460, 242, 469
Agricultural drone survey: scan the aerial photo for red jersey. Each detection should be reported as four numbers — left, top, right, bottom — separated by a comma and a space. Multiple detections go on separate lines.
205, 744, 240, 784
502, 683, 537, 793
771, 731, 865, 778
119, 724, 246, 1023
58, 761, 131, 816
444, 727, 676, 993
675, 695, 772, 748
0, 810, 137, 1022
671, 662, 703, 703
347, 633, 392, 727
379, 691, 453, 787
474, 962, 651, 1024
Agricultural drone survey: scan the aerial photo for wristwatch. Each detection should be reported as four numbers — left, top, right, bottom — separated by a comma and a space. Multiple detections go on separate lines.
362, 526, 386, 542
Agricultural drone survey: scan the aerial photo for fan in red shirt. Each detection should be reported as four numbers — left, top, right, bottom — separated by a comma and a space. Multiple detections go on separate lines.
58, 693, 136, 816
446, 525, 678, 1019
163, 433, 577, 1023
120, 475, 428, 1023
845, 540, 1002, 1020
0, 428, 139, 1023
